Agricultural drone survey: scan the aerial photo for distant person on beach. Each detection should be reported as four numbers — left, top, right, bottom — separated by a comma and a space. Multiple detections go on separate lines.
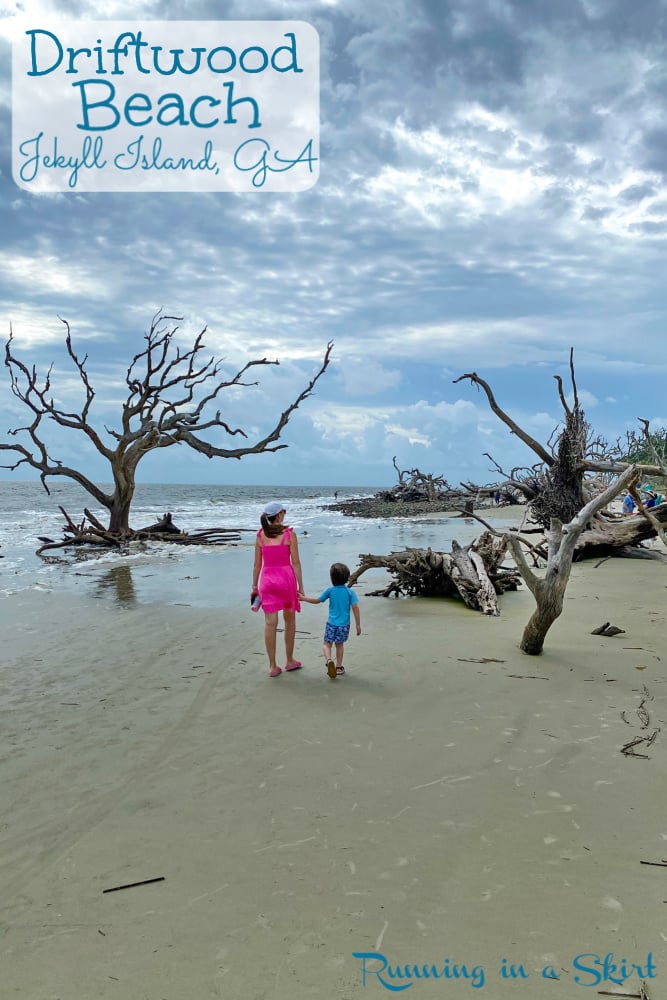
252, 501, 304, 678
299, 563, 361, 679
621, 492, 636, 515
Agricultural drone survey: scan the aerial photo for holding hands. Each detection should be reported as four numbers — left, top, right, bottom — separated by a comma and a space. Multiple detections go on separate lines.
298, 590, 320, 605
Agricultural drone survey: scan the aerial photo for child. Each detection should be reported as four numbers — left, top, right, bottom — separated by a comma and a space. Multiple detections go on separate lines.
300, 563, 361, 678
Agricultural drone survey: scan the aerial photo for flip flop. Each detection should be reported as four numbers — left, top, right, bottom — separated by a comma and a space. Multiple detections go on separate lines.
336, 666, 345, 675
285, 661, 302, 672
269, 667, 282, 678
326, 660, 337, 679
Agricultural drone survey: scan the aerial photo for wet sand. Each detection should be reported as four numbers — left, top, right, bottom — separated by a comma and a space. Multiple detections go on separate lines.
1, 544, 666, 999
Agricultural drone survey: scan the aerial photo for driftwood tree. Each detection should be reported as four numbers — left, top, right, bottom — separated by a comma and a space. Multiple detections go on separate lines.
507, 465, 638, 654
348, 356, 664, 655
455, 354, 666, 653
383, 455, 451, 501
454, 353, 666, 551
1, 314, 332, 537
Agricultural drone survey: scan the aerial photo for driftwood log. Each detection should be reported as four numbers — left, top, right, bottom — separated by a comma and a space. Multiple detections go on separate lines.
35, 508, 249, 557
137, 512, 181, 534
572, 502, 667, 559
349, 531, 521, 615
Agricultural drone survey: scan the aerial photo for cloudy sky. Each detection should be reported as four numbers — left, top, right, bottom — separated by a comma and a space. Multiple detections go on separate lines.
1, 0, 666, 488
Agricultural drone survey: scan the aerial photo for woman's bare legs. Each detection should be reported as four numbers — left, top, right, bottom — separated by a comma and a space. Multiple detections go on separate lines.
264, 611, 281, 675
283, 610, 299, 667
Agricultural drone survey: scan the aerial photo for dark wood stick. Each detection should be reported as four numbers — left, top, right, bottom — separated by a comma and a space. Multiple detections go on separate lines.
621, 737, 645, 752
596, 992, 642, 998
507, 674, 549, 680
102, 876, 165, 894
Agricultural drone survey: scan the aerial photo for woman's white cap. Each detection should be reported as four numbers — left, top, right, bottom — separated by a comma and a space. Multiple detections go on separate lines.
263, 500, 285, 517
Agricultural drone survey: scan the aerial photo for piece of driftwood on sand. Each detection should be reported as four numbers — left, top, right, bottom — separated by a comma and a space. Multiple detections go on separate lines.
349, 531, 521, 616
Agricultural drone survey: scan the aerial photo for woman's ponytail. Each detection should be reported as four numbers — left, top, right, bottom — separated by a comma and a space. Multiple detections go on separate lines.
261, 512, 285, 538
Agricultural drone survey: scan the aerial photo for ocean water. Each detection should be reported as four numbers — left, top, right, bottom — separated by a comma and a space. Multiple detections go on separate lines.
0, 481, 501, 609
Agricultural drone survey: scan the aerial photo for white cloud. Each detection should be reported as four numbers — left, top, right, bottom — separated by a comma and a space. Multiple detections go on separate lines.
385, 423, 431, 446
573, 389, 599, 409
1, 253, 104, 299
336, 357, 401, 395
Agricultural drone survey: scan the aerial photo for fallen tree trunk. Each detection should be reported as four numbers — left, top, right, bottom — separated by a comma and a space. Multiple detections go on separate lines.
349, 531, 521, 615
468, 499, 667, 562
572, 502, 667, 559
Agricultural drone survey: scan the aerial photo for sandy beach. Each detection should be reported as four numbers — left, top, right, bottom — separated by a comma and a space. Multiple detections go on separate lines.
1, 534, 666, 999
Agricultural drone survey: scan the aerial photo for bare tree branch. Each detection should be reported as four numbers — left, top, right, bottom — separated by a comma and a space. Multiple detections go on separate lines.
453, 371, 555, 466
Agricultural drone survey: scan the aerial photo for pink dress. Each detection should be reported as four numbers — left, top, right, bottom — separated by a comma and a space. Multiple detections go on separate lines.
258, 527, 301, 613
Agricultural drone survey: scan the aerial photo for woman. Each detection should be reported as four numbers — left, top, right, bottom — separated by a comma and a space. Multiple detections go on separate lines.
252, 500, 304, 677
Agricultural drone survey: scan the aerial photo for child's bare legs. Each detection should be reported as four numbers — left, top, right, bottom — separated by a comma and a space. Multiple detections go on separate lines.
264, 611, 281, 675
323, 640, 345, 674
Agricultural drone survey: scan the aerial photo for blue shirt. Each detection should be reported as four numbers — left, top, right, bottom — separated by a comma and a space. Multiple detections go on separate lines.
319, 585, 359, 626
